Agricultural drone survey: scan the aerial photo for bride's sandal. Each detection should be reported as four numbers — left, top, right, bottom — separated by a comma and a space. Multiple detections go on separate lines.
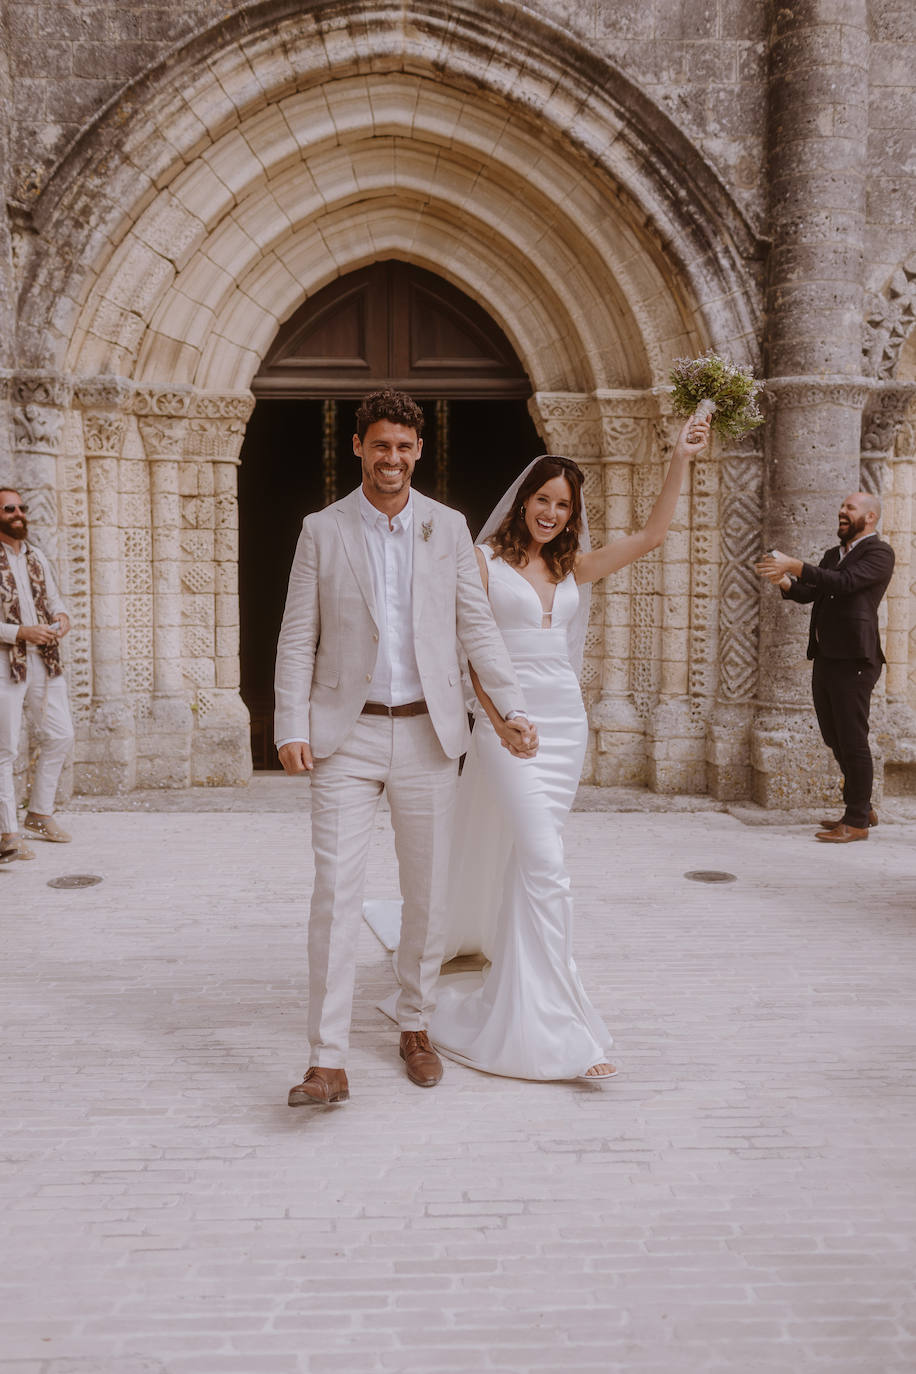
575, 1062, 618, 1085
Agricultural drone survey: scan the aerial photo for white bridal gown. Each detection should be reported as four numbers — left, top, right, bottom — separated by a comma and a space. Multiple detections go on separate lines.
375, 545, 613, 1080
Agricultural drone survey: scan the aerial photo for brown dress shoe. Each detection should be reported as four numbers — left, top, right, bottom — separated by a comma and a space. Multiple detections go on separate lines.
815, 823, 869, 843
819, 808, 878, 830
400, 1030, 443, 1087
288, 1066, 349, 1107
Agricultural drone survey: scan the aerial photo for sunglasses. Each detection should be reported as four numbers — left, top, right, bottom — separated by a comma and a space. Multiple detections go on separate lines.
1, 504, 27, 514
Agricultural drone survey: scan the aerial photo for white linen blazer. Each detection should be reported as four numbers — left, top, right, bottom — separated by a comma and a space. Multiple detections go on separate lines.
274, 487, 525, 759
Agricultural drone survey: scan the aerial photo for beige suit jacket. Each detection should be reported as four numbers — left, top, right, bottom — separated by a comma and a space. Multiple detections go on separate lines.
274, 487, 525, 759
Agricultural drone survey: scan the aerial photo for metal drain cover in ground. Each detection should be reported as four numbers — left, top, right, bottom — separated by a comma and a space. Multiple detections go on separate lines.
47, 873, 103, 889
684, 870, 736, 884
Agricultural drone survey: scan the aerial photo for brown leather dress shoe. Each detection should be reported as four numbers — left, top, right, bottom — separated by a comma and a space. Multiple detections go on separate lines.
400, 1030, 443, 1088
815, 823, 869, 843
288, 1066, 349, 1107
819, 808, 878, 830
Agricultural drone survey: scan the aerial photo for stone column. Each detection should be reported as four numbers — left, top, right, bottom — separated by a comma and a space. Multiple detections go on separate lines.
136, 411, 193, 787
590, 394, 659, 787
752, 0, 871, 808
706, 435, 765, 799
647, 407, 711, 795
74, 378, 137, 793
183, 392, 254, 787
864, 384, 916, 792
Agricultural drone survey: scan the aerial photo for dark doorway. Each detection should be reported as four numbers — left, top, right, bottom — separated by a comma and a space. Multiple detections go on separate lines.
239, 261, 542, 769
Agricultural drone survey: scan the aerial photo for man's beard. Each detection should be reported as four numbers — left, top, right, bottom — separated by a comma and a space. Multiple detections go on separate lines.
0, 514, 27, 542
837, 514, 865, 546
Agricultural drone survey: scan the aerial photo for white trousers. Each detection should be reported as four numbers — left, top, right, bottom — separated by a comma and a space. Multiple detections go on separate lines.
306, 712, 458, 1067
0, 649, 74, 833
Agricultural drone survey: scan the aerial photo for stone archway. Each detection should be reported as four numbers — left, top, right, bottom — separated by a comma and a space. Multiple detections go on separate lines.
10, 0, 763, 793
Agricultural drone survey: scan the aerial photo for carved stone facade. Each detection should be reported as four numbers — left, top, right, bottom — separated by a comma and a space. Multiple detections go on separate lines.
2, 1, 916, 802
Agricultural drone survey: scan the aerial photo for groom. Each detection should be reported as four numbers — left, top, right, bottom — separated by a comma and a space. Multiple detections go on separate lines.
275, 388, 535, 1106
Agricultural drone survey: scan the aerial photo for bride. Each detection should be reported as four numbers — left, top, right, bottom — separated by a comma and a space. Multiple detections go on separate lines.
373, 412, 710, 1082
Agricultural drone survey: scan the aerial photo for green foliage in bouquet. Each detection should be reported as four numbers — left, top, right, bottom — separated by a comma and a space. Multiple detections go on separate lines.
669, 351, 764, 440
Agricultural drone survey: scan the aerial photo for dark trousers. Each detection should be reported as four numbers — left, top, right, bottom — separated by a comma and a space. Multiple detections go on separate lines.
811, 656, 882, 827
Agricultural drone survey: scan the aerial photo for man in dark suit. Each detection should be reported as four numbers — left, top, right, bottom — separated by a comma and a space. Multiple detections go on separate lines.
755, 492, 895, 843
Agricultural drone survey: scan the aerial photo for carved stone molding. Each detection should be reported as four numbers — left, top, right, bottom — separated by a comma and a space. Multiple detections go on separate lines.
74, 376, 133, 413
863, 256, 916, 380
763, 376, 873, 410
531, 390, 663, 461
191, 392, 255, 423
10, 372, 72, 410
132, 386, 194, 418
718, 453, 764, 703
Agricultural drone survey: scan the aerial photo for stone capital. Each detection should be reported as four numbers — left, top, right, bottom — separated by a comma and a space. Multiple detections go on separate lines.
82, 411, 128, 458
860, 382, 916, 457
137, 416, 187, 459
184, 417, 246, 464
12, 400, 65, 453
528, 392, 601, 459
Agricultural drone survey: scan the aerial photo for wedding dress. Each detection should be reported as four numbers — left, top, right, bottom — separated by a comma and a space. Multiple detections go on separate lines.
370, 541, 613, 1080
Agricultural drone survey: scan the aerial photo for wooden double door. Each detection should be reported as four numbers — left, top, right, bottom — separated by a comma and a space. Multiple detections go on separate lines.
239, 261, 541, 769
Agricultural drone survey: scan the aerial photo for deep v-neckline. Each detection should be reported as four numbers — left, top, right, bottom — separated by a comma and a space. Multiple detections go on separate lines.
500, 557, 560, 623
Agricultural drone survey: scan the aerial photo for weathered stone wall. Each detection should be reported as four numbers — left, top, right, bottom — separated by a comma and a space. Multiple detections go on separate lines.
1, 0, 916, 801
5, 1, 771, 226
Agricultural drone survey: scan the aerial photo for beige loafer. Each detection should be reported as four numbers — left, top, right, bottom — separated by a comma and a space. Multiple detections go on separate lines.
24, 813, 72, 843
1, 835, 36, 860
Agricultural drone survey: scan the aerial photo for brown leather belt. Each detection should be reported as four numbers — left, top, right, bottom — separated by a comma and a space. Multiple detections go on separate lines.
361, 699, 429, 718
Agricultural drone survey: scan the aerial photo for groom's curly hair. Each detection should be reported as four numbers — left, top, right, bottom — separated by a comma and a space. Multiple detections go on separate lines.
487, 456, 585, 581
355, 389, 425, 440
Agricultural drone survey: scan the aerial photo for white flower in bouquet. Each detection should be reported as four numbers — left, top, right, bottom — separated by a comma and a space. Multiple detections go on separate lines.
669, 351, 764, 440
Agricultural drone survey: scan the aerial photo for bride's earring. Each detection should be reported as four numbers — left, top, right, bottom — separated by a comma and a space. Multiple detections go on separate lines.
520, 505, 526, 515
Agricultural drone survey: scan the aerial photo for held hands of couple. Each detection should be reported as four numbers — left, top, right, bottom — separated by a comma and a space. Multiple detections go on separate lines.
498, 715, 538, 758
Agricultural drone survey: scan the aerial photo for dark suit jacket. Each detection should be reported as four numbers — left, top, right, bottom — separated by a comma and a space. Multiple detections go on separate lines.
781, 535, 895, 664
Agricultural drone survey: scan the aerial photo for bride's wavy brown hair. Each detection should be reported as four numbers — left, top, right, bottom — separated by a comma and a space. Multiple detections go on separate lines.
487, 456, 584, 580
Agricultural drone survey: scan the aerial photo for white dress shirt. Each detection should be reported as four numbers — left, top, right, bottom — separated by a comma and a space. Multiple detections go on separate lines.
359, 487, 423, 706
838, 530, 876, 561
275, 492, 426, 749
0, 541, 67, 648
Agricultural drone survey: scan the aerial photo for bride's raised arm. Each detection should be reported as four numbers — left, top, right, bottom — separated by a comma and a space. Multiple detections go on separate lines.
574, 414, 710, 586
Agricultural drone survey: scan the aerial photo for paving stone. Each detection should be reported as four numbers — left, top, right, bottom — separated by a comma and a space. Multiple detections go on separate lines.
1, 791, 915, 1372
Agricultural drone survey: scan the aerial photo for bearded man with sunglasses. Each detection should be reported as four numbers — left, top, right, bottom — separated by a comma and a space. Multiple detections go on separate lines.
0, 487, 74, 861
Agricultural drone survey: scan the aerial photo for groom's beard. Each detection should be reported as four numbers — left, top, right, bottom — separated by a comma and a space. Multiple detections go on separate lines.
365, 463, 414, 497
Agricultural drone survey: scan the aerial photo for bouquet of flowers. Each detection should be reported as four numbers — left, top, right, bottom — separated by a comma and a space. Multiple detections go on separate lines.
669, 350, 764, 439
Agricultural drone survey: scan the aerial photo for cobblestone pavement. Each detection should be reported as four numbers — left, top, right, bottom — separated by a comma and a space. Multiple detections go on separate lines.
2, 782, 915, 1373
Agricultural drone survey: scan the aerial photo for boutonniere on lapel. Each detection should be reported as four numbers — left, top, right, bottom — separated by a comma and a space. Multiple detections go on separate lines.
421, 519, 434, 542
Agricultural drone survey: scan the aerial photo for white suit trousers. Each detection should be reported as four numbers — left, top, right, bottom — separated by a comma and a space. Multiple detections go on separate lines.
0, 650, 74, 833
306, 712, 457, 1067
